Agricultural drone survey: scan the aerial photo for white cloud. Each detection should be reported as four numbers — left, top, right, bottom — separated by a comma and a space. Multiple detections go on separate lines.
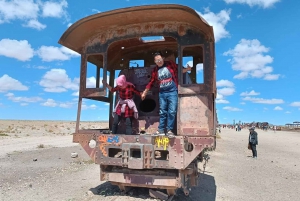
82, 104, 97, 110
216, 80, 235, 103
240, 102, 246, 105
41, 0, 68, 18
223, 106, 243, 111
72, 91, 79, 96
67, 22, 72, 27
264, 74, 280, 80
37, 46, 79, 62
285, 111, 291, 114
196, 9, 231, 42
242, 96, 284, 104
59, 102, 74, 108
217, 79, 234, 87
22, 19, 46, 30
5, 93, 42, 103
224, 39, 280, 80
92, 9, 101, 13
0, 39, 34, 61
41, 99, 57, 107
216, 92, 229, 104
0, 75, 29, 92
104, 103, 110, 106
20, 103, 28, 106
218, 87, 235, 96
216, 99, 229, 104
0, 0, 69, 30
24, 64, 49, 69
39, 69, 78, 92
290, 102, 300, 107
186, 61, 203, 73
274, 106, 283, 111
0, 0, 39, 23
224, 0, 281, 8
240, 90, 260, 96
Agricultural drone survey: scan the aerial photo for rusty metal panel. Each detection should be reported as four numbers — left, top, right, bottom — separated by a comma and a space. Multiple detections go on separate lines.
178, 95, 212, 136
127, 144, 144, 169
168, 137, 184, 169
144, 144, 154, 169
105, 172, 178, 187
183, 137, 214, 168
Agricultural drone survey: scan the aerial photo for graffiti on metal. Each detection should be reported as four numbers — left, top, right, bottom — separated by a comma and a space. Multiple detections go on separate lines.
134, 68, 148, 78
154, 136, 170, 150
98, 135, 120, 156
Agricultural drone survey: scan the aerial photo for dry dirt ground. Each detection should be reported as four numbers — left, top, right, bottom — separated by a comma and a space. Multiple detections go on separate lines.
1, 120, 300, 201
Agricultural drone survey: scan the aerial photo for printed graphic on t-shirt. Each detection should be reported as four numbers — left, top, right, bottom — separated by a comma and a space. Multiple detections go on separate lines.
158, 66, 172, 88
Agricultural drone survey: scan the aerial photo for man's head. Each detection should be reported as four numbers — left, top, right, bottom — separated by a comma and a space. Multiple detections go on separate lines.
249, 127, 255, 132
153, 52, 164, 67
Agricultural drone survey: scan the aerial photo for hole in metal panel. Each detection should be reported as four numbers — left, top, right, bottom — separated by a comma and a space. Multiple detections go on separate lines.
184, 142, 194, 152
130, 149, 141, 158
139, 99, 156, 113
108, 148, 122, 158
155, 150, 169, 160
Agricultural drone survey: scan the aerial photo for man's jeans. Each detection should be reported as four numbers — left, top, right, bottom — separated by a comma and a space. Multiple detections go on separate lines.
158, 90, 178, 132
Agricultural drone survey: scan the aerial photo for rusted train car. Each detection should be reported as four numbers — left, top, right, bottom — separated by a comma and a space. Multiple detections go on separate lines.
59, 4, 216, 198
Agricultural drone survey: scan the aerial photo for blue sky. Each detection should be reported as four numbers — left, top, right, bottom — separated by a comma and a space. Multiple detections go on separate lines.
0, 0, 299, 125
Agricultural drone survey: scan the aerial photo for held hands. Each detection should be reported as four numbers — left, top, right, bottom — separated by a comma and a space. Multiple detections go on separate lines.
141, 90, 148, 100
141, 92, 146, 100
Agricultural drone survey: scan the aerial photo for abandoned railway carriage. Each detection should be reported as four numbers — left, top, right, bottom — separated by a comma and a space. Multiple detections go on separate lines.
59, 4, 216, 197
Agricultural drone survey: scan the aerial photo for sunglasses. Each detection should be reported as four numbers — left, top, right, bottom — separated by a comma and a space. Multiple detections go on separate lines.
154, 58, 163, 63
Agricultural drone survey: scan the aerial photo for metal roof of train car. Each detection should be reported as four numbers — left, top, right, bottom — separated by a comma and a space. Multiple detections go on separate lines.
58, 4, 214, 55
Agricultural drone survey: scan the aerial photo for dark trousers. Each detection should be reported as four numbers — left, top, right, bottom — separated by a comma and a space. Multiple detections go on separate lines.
250, 143, 257, 157
112, 115, 133, 135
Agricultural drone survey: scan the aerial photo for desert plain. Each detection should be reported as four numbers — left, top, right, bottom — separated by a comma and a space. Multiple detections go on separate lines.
1, 120, 300, 201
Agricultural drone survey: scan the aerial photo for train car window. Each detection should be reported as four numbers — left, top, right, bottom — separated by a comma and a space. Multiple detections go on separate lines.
86, 54, 104, 89
181, 46, 204, 85
129, 60, 144, 67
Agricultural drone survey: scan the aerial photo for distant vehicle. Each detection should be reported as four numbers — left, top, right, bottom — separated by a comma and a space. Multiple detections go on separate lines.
59, 4, 217, 199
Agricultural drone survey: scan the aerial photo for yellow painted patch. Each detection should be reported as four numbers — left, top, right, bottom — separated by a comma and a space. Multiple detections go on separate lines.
155, 136, 170, 150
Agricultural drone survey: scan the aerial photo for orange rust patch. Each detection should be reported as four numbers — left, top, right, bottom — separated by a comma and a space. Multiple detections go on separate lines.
178, 25, 186, 36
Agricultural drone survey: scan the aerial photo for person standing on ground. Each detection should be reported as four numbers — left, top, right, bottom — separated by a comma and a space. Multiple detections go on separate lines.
248, 127, 258, 158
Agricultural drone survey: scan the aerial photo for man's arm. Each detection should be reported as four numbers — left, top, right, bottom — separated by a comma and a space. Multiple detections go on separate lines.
142, 68, 157, 100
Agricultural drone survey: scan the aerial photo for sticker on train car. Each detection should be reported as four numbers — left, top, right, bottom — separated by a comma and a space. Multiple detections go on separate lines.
98, 135, 120, 156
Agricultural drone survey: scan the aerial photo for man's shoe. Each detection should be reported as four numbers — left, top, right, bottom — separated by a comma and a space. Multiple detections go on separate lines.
166, 130, 175, 138
253, 156, 257, 159
153, 130, 165, 136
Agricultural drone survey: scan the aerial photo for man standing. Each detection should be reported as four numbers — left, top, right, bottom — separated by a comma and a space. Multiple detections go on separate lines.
249, 127, 258, 158
141, 52, 179, 138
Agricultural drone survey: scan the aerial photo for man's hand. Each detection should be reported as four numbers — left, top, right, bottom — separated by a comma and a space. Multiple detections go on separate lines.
186, 64, 192, 71
141, 89, 149, 100
141, 92, 146, 100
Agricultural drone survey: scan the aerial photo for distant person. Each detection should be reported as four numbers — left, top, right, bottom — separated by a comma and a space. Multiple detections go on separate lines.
235, 125, 238, 131
248, 127, 258, 158
274, 126, 277, 132
103, 75, 141, 135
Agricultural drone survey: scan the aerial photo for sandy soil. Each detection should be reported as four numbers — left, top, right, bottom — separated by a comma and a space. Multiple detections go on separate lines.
0, 120, 300, 201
